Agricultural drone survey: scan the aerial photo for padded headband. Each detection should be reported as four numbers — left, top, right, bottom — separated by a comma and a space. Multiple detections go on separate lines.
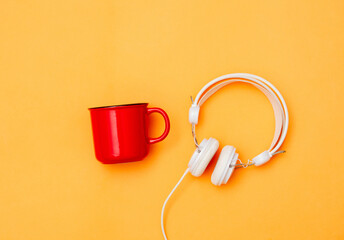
188, 73, 289, 166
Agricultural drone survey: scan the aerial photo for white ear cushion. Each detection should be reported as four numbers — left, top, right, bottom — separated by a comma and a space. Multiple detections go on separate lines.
223, 153, 238, 184
188, 139, 207, 170
189, 138, 219, 177
211, 146, 238, 186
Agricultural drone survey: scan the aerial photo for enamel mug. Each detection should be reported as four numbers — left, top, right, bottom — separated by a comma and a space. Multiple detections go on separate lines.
89, 103, 170, 164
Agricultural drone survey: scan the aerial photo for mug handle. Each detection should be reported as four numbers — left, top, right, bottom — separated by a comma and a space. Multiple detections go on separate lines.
147, 108, 170, 144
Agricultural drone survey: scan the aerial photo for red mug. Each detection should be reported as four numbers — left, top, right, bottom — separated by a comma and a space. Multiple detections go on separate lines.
89, 103, 170, 164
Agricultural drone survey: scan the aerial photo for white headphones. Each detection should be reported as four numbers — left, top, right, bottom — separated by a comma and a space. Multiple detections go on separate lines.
161, 73, 289, 239
188, 73, 289, 185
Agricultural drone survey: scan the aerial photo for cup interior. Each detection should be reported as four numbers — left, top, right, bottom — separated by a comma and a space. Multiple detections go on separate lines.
89, 103, 148, 110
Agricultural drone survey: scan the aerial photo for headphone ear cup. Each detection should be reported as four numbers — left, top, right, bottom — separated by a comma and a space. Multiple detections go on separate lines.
189, 138, 219, 177
211, 146, 238, 186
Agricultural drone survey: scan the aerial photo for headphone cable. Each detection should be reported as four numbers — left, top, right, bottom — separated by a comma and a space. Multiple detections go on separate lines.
161, 168, 190, 240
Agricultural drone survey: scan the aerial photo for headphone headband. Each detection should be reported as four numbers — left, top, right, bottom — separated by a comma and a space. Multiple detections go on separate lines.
189, 73, 289, 166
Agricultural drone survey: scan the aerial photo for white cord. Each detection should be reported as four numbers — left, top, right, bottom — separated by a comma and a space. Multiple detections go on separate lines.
161, 168, 190, 240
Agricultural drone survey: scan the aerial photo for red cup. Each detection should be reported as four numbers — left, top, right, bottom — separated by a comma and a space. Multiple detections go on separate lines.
89, 103, 170, 164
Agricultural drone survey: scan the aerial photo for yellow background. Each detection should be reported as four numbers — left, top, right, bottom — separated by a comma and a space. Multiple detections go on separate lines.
1, 0, 343, 239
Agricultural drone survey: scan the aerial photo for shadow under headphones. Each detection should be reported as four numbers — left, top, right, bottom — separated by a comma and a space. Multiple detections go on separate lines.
161, 73, 289, 240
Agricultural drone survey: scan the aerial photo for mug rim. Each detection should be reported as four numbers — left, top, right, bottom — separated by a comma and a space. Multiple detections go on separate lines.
89, 103, 148, 110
